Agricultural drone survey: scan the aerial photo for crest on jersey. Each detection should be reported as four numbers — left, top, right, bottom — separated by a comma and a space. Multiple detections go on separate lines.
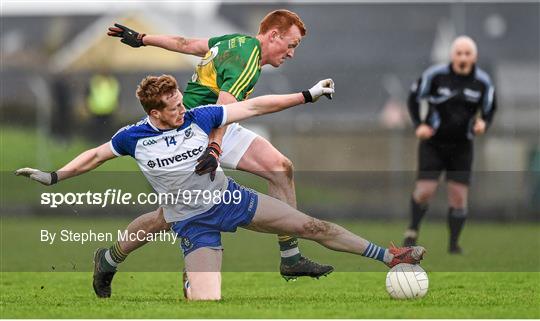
437, 87, 453, 96
463, 88, 481, 102
181, 237, 193, 250
184, 127, 193, 139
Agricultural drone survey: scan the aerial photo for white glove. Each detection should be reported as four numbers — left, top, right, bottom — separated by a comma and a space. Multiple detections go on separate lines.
306, 78, 335, 102
15, 167, 57, 186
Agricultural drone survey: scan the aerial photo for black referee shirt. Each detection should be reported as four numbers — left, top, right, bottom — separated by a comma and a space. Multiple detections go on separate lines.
408, 63, 497, 142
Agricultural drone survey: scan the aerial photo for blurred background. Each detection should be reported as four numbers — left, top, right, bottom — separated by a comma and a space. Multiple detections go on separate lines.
1, 1, 539, 221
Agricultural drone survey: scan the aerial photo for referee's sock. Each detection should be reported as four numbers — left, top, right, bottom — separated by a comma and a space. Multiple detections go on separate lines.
409, 196, 429, 231
448, 207, 467, 247
100, 241, 128, 272
278, 235, 301, 266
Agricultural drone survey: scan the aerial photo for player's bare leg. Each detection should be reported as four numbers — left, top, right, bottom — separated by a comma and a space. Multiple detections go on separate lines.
245, 193, 425, 267
93, 207, 170, 298
119, 207, 171, 252
237, 137, 334, 280
238, 137, 297, 207
184, 247, 222, 301
403, 180, 438, 247
447, 181, 469, 254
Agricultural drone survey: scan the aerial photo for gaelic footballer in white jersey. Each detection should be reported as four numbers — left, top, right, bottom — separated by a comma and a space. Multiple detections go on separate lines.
14, 77, 426, 302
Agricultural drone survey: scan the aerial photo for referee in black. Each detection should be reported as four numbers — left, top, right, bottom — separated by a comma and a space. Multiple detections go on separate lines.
402, 36, 497, 253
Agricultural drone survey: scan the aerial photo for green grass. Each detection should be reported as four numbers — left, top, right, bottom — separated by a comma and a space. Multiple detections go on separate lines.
1, 218, 539, 318
1, 272, 538, 318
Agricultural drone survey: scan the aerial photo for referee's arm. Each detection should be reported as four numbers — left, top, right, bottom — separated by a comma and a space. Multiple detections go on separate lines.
481, 88, 497, 130
407, 78, 423, 128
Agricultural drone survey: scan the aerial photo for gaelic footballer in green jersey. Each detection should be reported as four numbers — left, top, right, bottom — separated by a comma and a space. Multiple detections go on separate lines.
183, 34, 262, 109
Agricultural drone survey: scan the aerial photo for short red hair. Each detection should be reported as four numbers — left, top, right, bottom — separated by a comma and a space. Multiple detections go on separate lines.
258, 9, 307, 36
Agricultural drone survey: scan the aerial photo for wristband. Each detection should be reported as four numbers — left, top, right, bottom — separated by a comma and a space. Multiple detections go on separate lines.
208, 142, 222, 156
50, 171, 58, 185
302, 91, 313, 103
138, 33, 147, 46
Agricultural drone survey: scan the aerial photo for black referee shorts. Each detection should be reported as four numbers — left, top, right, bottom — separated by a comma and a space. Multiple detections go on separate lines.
417, 139, 473, 185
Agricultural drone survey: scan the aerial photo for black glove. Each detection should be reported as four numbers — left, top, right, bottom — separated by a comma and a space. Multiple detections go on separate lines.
195, 142, 222, 181
107, 23, 146, 48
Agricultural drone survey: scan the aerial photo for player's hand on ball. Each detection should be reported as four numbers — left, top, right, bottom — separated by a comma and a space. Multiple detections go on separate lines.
304, 79, 335, 102
195, 142, 222, 181
107, 23, 146, 48
473, 118, 486, 135
15, 168, 57, 186
415, 124, 434, 140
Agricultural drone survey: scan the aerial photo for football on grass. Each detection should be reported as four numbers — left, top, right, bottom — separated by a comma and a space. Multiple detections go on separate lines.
386, 263, 429, 299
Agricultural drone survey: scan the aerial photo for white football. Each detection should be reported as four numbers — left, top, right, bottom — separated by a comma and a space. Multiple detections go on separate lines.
386, 263, 429, 299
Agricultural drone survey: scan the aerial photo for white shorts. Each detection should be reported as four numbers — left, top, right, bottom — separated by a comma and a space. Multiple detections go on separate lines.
220, 123, 258, 169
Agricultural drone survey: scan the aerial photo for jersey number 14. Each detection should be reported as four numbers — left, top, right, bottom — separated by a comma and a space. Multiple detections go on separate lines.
164, 136, 177, 147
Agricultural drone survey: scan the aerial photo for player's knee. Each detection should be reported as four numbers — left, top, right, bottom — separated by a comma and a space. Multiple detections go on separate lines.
299, 218, 334, 239
281, 156, 294, 180
269, 156, 294, 181
187, 276, 221, 301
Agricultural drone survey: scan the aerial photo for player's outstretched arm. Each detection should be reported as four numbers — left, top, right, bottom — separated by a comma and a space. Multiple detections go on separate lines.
107, 23, 209, 57
15, 143, 116, 185
224, 79, 334, 125
143, 35, 209, 57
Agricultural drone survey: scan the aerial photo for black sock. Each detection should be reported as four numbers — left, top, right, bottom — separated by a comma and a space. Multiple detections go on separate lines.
448, 207, 467, 247
409, 197, 428, 231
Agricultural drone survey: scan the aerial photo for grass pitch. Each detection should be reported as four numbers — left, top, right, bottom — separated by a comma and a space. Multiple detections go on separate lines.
1, 271, 538, 318
1, 219, 539, 318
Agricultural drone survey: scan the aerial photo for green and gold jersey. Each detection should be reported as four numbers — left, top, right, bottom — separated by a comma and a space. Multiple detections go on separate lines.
182, 34, 262, 109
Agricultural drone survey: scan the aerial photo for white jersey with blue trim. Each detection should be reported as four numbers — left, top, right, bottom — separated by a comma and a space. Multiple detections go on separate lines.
109, 105, 228, 223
